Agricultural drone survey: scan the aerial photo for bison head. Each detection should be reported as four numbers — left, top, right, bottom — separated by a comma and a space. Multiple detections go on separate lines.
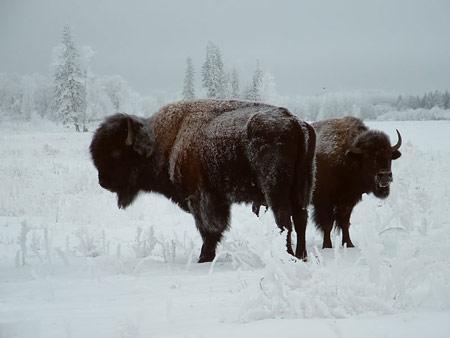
90, 114, 155, 209
346, 129, 402, 199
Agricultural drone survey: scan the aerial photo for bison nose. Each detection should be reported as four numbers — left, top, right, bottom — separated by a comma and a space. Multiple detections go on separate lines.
376, 171, 393, 187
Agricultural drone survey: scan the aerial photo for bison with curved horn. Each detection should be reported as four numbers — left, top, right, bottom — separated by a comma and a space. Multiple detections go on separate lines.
311, 116, 402, 248
90, 100, 316, 262
253, 116, 402, 249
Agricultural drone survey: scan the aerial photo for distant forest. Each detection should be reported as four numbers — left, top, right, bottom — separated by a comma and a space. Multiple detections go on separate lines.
1, 26, 449, 130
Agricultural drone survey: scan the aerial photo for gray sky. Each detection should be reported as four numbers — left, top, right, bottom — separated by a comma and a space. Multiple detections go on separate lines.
1, 0, 450, 96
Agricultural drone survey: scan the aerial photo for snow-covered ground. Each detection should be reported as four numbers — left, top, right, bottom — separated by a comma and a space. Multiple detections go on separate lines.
1, 120, 450, 338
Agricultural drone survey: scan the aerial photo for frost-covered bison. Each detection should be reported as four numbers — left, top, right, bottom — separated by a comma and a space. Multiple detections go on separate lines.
90, 100, 316, 262
311, 117, 402, 248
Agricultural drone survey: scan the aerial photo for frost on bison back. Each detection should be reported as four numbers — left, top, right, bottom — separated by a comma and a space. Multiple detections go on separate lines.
90, 100, 316, 262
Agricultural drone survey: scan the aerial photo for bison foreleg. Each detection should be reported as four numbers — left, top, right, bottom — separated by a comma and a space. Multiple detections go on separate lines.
313, 205, 334, 249
323, 228, 333, 249
198, 230, 222, 263
189, 191, 230, 263
335, 205, 355, 248
341, 228, 354, 248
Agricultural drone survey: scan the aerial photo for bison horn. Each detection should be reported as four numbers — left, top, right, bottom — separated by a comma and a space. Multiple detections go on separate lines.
391, 129, 402, 151
125, 116, 134, 146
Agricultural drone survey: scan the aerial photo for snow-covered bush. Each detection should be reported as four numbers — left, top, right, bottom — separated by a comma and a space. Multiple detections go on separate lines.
238, 143, 450, 320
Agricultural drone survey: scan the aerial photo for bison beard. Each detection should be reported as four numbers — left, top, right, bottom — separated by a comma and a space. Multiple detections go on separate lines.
90, 100, 316, 262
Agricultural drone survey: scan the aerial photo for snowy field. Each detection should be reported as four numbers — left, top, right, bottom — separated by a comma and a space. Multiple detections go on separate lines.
1, 120, 450, 338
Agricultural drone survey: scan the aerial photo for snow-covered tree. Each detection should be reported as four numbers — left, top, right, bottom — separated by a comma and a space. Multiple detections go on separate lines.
0, 73, 52, 121
52, 25, 86, 131
245, 60, 264, 101
0, 73, 23, 117
182, 57, 195, 100
202, 42, 226, 99
259, 71, 278, 103
80, 46, 97, 130
395, 95, 404, 110
32, 75, 53, 119
84, 76, 113, 122
222, 71, 232, 99
19, 74, 51, 121
443, 91, 450, 109
102, 75, 142, 116
102, 75, 131, 113
406, 95, 421, 109
230, 68, 240, 99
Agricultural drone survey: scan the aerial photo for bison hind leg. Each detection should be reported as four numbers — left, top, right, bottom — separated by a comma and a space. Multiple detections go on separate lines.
291, 166, 312, 260
292, 207, 308, 260
335, 205, 355, 248
250, 144, 298, 257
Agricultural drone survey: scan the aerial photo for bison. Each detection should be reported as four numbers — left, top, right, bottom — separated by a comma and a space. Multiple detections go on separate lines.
90, 100, 316, 262
253, 116, 401, 249
311, 117, 401, 248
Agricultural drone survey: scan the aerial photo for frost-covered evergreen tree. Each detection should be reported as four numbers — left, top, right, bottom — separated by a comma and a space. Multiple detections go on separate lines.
52, 25, 86, 131
202, 42, 226, 99
103, 75, 131, 113
259, 71, 278, 103
182, 57, 195, 100
223, 72, 232, 99
0, 74, 24, 118
230, 68, 240, 99
245, 60, 264, 101
395, 95, 403, 110
443, 91, 450, 109
80, 46, 96, 130
407, 95, 421, 109
0, 73, 52, 120
421, 93, 431, 109
84, 76, 113, 122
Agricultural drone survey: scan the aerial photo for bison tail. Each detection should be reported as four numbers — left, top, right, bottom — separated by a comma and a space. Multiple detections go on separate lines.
293, 122, 316, 209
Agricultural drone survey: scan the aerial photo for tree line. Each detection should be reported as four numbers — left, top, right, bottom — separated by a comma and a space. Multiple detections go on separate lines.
182, 41, 276, 102
395, 91, 450, 110
0, 29, 277, 131
1, 26, 450, 129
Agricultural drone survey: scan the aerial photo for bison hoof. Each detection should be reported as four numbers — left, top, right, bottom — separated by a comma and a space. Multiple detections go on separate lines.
198, 252, 215, 263
343, 242, 355, 248
295, 250, 308, 262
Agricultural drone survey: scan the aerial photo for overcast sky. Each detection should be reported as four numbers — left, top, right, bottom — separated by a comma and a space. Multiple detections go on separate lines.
1, 0, 450, 96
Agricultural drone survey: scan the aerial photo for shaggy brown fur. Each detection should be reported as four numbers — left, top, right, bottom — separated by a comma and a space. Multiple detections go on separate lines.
90, 100, 316, 262
311, 116, 402, 248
